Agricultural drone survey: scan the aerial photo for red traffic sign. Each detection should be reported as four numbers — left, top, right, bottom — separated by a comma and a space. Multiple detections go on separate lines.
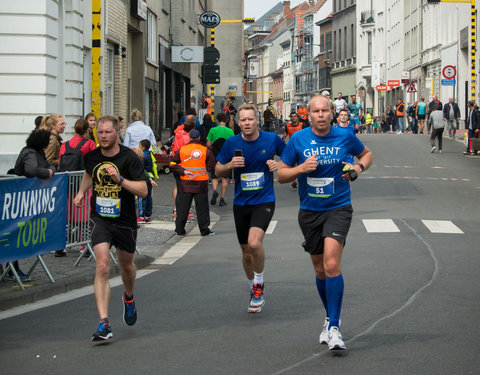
376, 85, 388, 91
442, 65, 456, 80
406, 83, 417, 93
387, 80, 400, 87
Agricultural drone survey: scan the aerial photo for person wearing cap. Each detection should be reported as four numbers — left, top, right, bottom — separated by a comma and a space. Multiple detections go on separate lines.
171, 129, 216, 236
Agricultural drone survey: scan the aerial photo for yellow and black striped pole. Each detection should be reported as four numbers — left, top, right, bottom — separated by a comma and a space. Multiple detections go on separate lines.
91, 0, 102, 118
210, 28, 215, 120
471, 0, 476, 101
269, 92, 273, 110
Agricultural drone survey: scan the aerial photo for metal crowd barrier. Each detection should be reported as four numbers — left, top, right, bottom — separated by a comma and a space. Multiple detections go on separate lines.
65, 171, 117, 266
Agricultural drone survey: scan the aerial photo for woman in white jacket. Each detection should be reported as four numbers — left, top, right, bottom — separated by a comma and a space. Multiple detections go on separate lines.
124, 109, 156, 149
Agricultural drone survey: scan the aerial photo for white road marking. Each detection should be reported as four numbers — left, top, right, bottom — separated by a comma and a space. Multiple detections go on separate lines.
0, 269, 156, 321
265, 220, 277, 234
0, 222, 216, 320
421, 220, 464, 234
362, 219, 400, 233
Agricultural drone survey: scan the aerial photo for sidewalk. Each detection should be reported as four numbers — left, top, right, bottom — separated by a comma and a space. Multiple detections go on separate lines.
0, 171, 180, 311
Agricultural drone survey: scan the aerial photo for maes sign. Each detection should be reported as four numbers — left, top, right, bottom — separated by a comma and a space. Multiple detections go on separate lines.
199, 11, 221, 28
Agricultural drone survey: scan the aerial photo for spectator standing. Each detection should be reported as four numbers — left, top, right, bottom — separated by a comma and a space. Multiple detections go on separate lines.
263, 107, 274, 132
58, 118, 97, 169
333, 92, 347, 114
297, 104, 309, 126
394, 99, 406, 134
464, 100, 480, 155
9, 129, 55, 281
124, 109, 156, 150
443, 97, 461, 140
199, 113, 217, 144
39, 114, 66, 169
386, 105, 395, 133
171, 130, 216, 236
85, 112, 98, 145
34, 115, 43, 130
408, 101, 418, 134
428, 104, 445, 153
138, 139, 156, 222
427, 95, 441, 134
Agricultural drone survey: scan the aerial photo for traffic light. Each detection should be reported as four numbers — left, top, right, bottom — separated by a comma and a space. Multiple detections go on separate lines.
202, 64, 220, 84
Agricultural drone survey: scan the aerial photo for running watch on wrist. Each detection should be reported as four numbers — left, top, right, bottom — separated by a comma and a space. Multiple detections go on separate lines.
118, 176, 125, 185
356, 163, 365, 172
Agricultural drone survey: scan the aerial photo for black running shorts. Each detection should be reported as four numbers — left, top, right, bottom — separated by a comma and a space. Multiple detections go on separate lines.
90, 217, 137, 254
233, 202, 275, 244
298, 204, 353, 255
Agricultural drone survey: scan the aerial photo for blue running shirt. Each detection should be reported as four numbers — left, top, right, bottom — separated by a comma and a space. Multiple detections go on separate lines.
217, 131, 285, 206
332, 124, 357, 164
281, 126, 365, 211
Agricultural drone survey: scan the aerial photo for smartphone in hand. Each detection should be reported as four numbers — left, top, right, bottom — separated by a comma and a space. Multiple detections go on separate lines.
234, 149, 243, 157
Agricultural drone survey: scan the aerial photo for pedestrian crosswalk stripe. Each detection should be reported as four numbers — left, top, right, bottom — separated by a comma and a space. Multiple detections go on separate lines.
421, 220, 464, 234
266, 220, 277, 234
362, 219, 400, 233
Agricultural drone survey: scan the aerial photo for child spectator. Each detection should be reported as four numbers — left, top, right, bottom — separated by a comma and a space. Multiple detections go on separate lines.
138, 139, 156, 222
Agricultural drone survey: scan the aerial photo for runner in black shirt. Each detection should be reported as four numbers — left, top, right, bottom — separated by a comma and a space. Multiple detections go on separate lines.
74, 115, 147, 342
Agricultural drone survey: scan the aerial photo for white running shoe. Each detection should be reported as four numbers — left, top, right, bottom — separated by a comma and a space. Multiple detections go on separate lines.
319, 318, 329, 345
328, 326, 347, 351
431, 146, 436, 153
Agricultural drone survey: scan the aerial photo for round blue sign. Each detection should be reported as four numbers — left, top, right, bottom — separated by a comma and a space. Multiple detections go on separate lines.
199, 11, 221, 28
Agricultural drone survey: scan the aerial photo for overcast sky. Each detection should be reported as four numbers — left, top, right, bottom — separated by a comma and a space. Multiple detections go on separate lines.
244, 0, 304, 20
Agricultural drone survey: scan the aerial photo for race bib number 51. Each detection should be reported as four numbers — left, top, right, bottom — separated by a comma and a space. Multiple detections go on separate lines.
307, 177, 334, 198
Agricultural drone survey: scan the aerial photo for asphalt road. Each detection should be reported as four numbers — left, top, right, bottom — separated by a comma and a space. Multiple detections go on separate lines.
1, 133, 479, 374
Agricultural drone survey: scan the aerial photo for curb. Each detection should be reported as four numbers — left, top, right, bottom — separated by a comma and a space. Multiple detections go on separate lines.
0, 254, 154, 311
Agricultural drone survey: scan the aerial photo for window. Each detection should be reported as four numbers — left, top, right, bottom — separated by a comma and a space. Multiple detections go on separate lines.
107, 48, 114, 114
333, 31, 336, 60
351, 24, 354, 56
147, 10, 157, 62
326, 31, 332, 51
338, 29, 341, 60
344, 27, 347, 59
367, 32, 372, 64
320, 34, 325, 52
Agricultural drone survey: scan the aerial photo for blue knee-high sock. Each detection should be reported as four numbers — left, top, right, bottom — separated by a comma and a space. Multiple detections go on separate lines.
326, 274, 344, 329
315, 277, 328, 316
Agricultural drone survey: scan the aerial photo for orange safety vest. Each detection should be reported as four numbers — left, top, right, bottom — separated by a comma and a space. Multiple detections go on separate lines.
205, 97, 213, 115
179, 143, 209, 181
286, 122, 303, 138
396, 103, 405, 117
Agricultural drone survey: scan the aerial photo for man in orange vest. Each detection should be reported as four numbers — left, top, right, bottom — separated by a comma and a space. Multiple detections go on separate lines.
282, 111, 305, 142
171, 130, 216, 236
204, 94, 213, 115
297, 104, 309, 126
395, 99, 406, 134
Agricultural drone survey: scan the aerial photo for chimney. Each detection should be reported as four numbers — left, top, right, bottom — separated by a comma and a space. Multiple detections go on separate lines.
283, 1, 290, 16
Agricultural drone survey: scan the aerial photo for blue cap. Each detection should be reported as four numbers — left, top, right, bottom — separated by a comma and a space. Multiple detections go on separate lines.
190, 130, 201, 139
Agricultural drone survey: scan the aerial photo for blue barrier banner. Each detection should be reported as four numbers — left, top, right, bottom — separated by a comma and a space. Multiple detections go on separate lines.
0, 174, 67, 263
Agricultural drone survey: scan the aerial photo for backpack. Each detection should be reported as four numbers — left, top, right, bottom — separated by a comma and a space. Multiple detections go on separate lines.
212, 137, 227, 157
58, 138, 88, 171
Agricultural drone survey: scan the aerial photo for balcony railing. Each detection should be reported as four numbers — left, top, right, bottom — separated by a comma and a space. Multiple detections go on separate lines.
360, 11, 375, 25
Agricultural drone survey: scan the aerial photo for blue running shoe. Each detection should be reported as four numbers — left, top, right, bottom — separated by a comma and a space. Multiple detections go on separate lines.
250, 283, 265, 309
91, 318, 112, 341
123, 293, 137, 326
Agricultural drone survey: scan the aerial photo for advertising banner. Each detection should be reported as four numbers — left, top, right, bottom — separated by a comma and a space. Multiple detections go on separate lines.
0, 174, 67, 263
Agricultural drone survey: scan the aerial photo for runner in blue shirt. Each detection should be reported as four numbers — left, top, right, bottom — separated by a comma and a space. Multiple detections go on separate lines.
216, 103, 285, 313
346, 95, 363, 130
277, 95, 372, 352
332, 108, 357, 164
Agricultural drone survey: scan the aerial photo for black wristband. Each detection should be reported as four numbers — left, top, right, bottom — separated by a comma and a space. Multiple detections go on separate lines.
356, 163, 365, 172
348, 170, 358, 181
118, 176, 125, 185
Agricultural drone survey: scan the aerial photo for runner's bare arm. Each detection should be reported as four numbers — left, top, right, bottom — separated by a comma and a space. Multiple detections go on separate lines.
215, 157, 244, 177
74, 171, 92, 207
277, 155, 318, 183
